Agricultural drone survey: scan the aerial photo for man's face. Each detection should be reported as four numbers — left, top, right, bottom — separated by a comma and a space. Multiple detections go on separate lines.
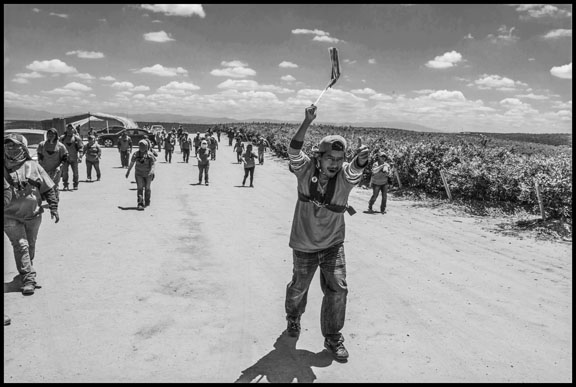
319, 150, 345, 178
66, 127, 73, 135
47, 131, 57, 143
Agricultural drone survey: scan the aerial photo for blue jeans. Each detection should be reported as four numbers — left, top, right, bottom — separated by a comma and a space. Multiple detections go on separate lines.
135, 175, 152, 206
4, 215, 42, 285
86, 159, 101, 180
120, 151, 130, 167
198, 164, 209, 183
61, 160, 79, 187
369, 183, 388, 211
285, 243, 347, 341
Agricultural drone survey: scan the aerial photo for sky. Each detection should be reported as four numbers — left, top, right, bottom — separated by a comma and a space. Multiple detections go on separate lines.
3, 4, 573, 133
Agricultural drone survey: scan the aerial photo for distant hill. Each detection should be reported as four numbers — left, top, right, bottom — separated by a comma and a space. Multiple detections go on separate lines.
4, 106, 57, 120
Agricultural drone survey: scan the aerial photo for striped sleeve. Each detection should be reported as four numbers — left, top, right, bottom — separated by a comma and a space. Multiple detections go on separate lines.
288, 150, 310, 172
343, 158, 365, 185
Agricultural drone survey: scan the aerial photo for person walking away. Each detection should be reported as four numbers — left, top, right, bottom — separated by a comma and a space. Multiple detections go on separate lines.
82, 135, 102, 181
177, 125, 184, 152
125, 139, 156, 210
283, 105, 369, 362
156, 130, 164, 153
163, 132, 176, 163
233, 138, 245, 163
4, 134, 60, 296
196, 140, 211, 185
216, 127, 221, 142
193, 133, 202, 156
227, 128, 235, 146
181, 132, 192, 163
257, 137, 269, 165
59, 124, 84, 190
368, 150, 391, 214
208, 134, 218, 160
117, 132, 132, 168
241, 144, 258, 187
37, 128, 68, 200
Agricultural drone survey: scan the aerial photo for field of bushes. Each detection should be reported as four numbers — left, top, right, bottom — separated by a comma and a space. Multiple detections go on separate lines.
234, 122, 572, 223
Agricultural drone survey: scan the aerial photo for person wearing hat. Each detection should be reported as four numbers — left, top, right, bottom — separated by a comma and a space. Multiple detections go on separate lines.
125, 139, 156, 210
82, 135, 102, 181
59, 124, 84, 190
163, 132, 176, 163
283, 105, 369, 362
196, 139, 211, 185
233, 137, 245, 163
117, 131, 133, 168
4, 133, 60, 295
181, 132, 192, 163
368, 150, 392, 214
240, 143, 258, 187
37, 128, 69, 200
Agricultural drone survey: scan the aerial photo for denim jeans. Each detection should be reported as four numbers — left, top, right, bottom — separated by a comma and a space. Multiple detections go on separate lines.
285, 243, 347, 341
165, 149, 173, 163
242, 167, 255, 185
369, 183, 388, 211
61, 160, 79, 187
183, 149, 190, 163
198, 164, 209, 183
135, 175, 152, 206
4, 215, 42, 285
86, 160, 101, 180
120, 151, 130, 167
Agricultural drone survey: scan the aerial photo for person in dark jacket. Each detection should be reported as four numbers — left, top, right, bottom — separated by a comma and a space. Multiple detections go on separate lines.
196, 139, 211, 185
59, 124, 84, 190
37, 128, 68, 200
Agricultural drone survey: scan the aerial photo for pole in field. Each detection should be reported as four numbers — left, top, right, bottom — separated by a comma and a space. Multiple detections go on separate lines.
313, 47, 341, 106
534, 179, 546, 220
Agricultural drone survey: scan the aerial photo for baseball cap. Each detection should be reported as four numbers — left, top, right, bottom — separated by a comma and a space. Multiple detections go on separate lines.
317, 135, 347, 153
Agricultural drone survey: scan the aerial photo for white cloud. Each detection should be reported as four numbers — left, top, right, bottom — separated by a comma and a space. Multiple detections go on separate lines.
292, 28, 341, 43
550, 63, 572, 79
343, 59, 357, 65
140, 4, 205, 18
15, 71, 43, 79
64, 82, 92, 91
217, 79, 293, 94
49, 12, 68, 19
100, 76, 116, 81
12, 78, 29, 84
279, 61, 298, 68
425, 50, 463, 69
514, 4, 572, 20
473, 74, 526, 91
26, 59, 77, 74
542, 29, 572, 39
111, 81, 135, 90
135, 64, 188, 77
516, 93, 549, 100
73, 73, 96, 81
429, 90, 465, 101
132, 85, 151, 92
313, 35, 340, 43
350, 88, 377, 95
464, 33, 474, 40
32, 8, 40, 13
488, 25, 519, 44
210, 61, 256, 78
66, 50, 105, 59
143, 31, 175, 42
157, 81, 200, 95
281, 75, 296, 82
368, 58, 376, 64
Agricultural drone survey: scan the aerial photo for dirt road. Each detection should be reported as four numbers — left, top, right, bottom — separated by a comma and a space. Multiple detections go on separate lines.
4, 139, 572, 382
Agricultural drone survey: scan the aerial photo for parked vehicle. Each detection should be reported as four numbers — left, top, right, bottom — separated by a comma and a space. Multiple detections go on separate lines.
95, 126, 125, 136
97, 128, 156, 148
4, 128, 47, 161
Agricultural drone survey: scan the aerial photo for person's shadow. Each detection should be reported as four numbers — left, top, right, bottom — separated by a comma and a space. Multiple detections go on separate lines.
234, 331, 334, 383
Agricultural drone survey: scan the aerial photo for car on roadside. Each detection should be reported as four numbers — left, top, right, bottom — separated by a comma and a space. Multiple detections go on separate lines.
95, 126, 125, 136
4, 128, 47, 161
97, 128, 156, 148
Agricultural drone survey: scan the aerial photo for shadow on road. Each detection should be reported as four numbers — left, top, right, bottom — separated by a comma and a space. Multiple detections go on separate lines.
117, 206, 143, 211
4, 275, 22, 293
234, 331, 334, 383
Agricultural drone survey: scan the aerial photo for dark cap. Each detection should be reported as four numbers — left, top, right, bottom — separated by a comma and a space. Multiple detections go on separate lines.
317, 135, 347, 153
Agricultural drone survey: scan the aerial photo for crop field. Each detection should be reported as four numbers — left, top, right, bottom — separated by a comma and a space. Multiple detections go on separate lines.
230, 122, 572, 225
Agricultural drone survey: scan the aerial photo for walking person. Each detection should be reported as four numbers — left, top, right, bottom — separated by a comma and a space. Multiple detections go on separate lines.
163, 132, 176, 163
196, 139, 211, 186
59, 124, 84, 190
240, 144, 258, 187
208, 134, 218, 160
193, 132, 202, 156
4, 133, 60, 296
82, 135, 102, 182
367, 150, 391, 214
257, 137, 269, 165
125, 139, 156, 211
37, 128, 68, 200
117, 132, 132, 168
233, 138, 245, 163
181, 132, 192, 163
156, 130, 164, 153
227, 128, 235, 146
283, 105, 369, 362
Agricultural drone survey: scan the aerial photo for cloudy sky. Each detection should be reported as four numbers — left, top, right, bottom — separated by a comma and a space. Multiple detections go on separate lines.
3, 4, 572, 133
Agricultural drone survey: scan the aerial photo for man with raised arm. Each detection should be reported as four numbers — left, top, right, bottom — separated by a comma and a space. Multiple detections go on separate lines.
283, 104, 369, 362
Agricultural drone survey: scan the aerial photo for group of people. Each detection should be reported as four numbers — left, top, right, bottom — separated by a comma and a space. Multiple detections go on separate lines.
4, 107, 393, 365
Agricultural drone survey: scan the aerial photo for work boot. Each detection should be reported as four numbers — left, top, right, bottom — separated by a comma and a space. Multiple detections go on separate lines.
21, 283, 36, 295
324, 337, 349, 362
73, 184, 78, 190
286, 317, 301, 337
367, 206, 374, 213
137, 204, 145, 211
4, 315, 11, 326
63, 184, 69, 191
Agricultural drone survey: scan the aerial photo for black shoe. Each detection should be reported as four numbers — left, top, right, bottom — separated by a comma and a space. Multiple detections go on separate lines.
286, 318, 301, 337
4, 315, 11, 326
381, 209, 386, 214
250, 184, 254, 188
73, 185, 78, 190
21, 283, 35, 295
63, 185, 69, 191
367, 207, 374, 213
205, 182, 209, 186
324, 338, 349, 361
137, 204, 145, 211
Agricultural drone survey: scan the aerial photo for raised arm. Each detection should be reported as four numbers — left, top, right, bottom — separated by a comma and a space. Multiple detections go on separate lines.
288, 105, 317, 156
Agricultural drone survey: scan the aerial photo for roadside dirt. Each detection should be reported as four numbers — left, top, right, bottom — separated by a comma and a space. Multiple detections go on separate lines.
4, 140, 572, 382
